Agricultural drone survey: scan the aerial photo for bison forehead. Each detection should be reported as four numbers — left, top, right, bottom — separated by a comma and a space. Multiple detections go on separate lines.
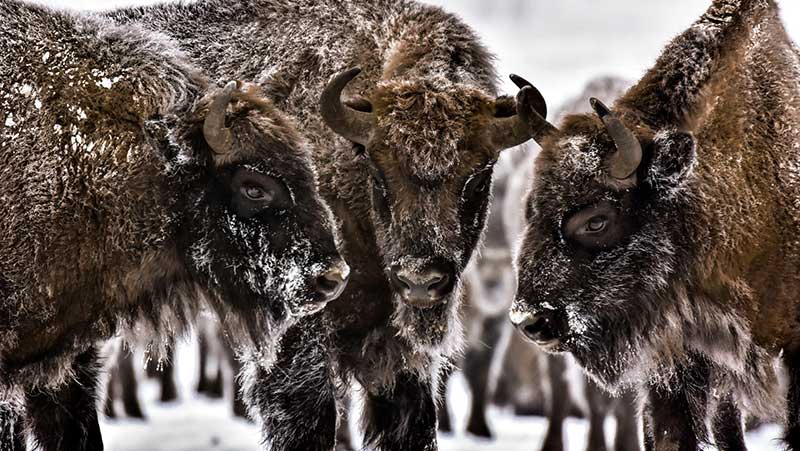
373, 81, 494, 180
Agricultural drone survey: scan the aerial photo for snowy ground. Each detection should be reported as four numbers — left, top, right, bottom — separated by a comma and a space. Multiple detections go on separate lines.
99, 339, 786, 451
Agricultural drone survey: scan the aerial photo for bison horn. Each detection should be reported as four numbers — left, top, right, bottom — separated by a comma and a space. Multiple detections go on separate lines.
203, 81, 239, 155
319, 67, 373, 146
507, 74, 559, 144
589, 98, 642, 180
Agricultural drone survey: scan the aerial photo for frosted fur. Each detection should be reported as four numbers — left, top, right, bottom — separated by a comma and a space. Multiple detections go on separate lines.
0, 2, 343, 447
513, 0, 800, 447
108, 0, 510, 448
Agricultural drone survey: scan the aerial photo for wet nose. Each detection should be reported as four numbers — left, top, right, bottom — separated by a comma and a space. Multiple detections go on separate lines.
515, 310, 566, 347
314, 260, 350, 302
389, 265, 455, 307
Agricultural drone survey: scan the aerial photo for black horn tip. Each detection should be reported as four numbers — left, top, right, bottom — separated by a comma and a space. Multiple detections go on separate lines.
509, 74, 532, 89
344, 67, 362, 77
589, 97, 611, 118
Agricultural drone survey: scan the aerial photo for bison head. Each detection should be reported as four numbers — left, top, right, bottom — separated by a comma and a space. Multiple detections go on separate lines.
179, 81, 348, 355
510, 78, 698, 390
320, 68, 536, 349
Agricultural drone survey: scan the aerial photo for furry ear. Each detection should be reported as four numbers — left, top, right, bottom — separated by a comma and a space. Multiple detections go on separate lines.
644, 129, 696, 196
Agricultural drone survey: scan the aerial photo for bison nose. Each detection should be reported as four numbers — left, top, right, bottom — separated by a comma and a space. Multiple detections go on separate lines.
314, 261, 350, 302
389, 265, 455, 308
514, 310, 566, 349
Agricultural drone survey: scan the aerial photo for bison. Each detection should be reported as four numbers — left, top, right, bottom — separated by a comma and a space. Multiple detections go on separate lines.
511, 0, 800, 449
503, 76, 641, 451
108, 0, 538, 448
0, 2, 346, 449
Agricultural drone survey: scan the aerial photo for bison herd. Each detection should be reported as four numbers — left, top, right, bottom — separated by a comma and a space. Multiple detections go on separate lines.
0, 0, 798, 450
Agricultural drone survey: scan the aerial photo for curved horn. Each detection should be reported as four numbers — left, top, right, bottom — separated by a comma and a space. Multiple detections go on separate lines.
506, 74, 558, 143
589, 98, 642, 180
203, 81, 239, 155
319, 67, 373, 145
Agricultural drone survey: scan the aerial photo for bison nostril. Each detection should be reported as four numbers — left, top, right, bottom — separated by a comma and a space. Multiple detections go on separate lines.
393, 272, 413, 291
389, 265, 456, 306
426, 272, 450, 297
523, 316, 549, 338
314, 262, 350, 302
517, 311, 564, 346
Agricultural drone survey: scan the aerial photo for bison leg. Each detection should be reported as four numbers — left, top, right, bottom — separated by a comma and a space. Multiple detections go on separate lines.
585, 377, 610, 451
245, 319, 338, 451
613, 390, 641, 451
784, 354, 800, 449
711, 394, 745, 451
102, 365, 117, 420
0, 401, 26, 451
117, 351, 145, 419
362, 372, 438, 451
435, 363, 453, 434
196, 331, 210, 394
335, 394, 355, 451
643, 357, 710, 451
464, 315, 505, 439
540, 355, 569, 451
220, 337, 248, 420
25, 347, 104, 451
158, 343, 178, 403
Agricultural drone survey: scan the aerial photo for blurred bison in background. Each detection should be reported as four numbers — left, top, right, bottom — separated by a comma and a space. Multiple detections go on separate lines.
512, 0, 800, 449
109, 0, 539, 448
0, 1, 345, 449
504, 76, 641, 451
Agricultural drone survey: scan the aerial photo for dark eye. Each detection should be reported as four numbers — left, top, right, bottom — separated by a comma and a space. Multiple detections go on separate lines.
583, 216, 607, 233
230, 168, 291, 218
241, 184, 274, 202
563, 201, 627, 251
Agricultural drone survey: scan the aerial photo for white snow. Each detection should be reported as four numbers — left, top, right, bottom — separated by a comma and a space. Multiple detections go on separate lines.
100, 339, 786, 451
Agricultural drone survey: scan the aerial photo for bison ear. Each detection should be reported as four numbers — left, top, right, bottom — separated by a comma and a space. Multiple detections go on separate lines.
644, 130, 696, 196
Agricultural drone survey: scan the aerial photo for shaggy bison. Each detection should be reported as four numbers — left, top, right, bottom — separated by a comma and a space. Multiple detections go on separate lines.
108, 0, 538, 448
0, 2, 345, 449
512, 0, 799, 449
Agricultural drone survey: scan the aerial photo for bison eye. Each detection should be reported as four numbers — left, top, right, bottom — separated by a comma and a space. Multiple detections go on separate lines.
584, 216, 607, 233
563, 202, 625, 250
241, 184, 274, 202
230, 168, 291, 218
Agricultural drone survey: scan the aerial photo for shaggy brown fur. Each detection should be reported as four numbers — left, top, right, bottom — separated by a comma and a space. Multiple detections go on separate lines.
108, 1, 534, 449
512, 0, 800, 449
0, 2, 343, 449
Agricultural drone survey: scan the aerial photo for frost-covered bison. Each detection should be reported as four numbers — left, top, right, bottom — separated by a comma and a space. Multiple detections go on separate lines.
0, 2, 345, 449
109, 0, 538, 448
511, 0, 800, 449
504, 76, 641, 451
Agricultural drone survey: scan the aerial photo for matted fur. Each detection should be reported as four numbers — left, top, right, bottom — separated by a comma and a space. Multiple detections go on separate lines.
513, 0, 800, 446
108, 0, 514, 448
0, 0, 339, 404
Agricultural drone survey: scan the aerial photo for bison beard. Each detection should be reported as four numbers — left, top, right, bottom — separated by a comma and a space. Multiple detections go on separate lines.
0, 1, 345, 448
107, 1, 536, 449
512, 0, 800, 449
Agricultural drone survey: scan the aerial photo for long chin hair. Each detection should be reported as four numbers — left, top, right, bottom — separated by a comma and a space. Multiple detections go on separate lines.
390, 281, 464, 359
569, 281, 784, 420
